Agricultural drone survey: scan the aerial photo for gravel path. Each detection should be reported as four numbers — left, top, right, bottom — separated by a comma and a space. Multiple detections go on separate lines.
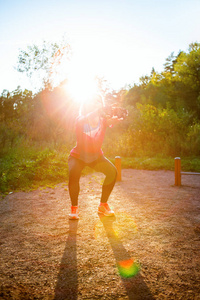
0, 169, 200, 299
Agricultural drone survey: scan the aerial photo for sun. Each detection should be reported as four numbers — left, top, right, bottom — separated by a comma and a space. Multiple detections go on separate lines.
60, 53, 100, 105
66, 70, 99, 105
50, 45, 101, 105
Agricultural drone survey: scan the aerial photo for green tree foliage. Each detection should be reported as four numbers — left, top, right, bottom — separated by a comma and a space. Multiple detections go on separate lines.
0, 87, 33, 149
16, 39, 71, 91
174, 43, 200, 113
105, 43, 200, 158
124, 42, 200, 118
163, 51, 182, 74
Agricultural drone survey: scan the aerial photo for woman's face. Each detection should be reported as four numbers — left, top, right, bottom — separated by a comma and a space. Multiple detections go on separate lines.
83, 95, 103, 115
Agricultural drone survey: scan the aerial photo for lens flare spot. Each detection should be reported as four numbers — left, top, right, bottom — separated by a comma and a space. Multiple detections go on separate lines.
117, 258, 140, 278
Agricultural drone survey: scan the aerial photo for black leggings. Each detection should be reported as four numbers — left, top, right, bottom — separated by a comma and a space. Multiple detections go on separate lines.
68, 155, 117, 206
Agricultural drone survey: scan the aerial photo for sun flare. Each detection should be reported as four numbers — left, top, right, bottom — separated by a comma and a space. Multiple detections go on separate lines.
65, 71, 99, 104
59, 53, 100, 105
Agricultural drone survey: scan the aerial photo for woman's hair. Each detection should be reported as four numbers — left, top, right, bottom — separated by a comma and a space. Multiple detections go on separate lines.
79, 94, 104, 116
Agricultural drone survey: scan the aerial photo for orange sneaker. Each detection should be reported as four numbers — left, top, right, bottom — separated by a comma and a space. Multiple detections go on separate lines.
98, 203, 115, 216
69, 206, 79, 220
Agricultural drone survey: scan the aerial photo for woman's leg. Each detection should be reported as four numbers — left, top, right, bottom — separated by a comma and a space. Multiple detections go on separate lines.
68, 156, 85, 206
92, 156, 117, 203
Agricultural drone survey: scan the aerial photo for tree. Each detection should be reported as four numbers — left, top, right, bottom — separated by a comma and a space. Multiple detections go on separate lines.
125, 43, 200, 117
174, 42, 200, 115
16, 38, 71, 92
163, 51, 182, 75
174, 43, 200, 89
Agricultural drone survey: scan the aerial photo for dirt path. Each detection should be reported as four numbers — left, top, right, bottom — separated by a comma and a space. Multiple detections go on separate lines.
0, 169, 200, 299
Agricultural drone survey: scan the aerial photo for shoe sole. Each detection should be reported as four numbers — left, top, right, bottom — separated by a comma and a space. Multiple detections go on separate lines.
69, 215, 79, 220
98, 210, 115, 217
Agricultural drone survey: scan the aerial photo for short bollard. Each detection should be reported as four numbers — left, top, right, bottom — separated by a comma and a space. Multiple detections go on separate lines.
174, 157, 200, 186
175, 157, 181, 186
115, 156, 121, 181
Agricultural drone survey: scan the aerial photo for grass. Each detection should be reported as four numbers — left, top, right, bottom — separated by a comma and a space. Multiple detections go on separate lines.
1, 144, 200, 195
117, 156, 175, 170
0, 144, 69, 194
110, 156, 200, 172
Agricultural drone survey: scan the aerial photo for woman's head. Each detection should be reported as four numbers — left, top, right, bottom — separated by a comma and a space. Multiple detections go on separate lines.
79, 94, 104, 116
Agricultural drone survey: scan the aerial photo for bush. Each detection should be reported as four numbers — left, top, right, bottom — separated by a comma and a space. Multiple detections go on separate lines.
186, 123, 200, 156
0, 139, 70, 193
104, 104, 197, 158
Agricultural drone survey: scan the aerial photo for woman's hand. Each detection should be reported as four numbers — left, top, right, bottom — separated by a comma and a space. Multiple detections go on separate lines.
106, 115, 124, 127
101, 104, 128, 126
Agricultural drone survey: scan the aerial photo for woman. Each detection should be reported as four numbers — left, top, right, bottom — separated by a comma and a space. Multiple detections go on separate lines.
68, 94, 125, 219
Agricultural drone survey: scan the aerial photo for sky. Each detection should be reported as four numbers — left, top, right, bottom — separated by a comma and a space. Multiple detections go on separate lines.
0, 0, 200, 94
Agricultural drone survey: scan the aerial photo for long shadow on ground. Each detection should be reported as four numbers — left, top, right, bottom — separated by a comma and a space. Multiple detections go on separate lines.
54, 215, 154, 300
54, 220, 79, 300
99, 215, 155, 300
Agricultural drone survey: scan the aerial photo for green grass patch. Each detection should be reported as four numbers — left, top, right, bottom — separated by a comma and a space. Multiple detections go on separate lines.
120, 156, 175, 170
0, 144, 69, 194
110, 156, 200, 172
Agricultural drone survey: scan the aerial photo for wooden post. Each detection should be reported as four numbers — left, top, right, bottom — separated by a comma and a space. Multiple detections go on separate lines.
115, 156, 121, 181
175, 157, 181, 186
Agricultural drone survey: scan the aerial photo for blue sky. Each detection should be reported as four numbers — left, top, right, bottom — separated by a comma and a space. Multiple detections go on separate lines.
0, 0, 200, 93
